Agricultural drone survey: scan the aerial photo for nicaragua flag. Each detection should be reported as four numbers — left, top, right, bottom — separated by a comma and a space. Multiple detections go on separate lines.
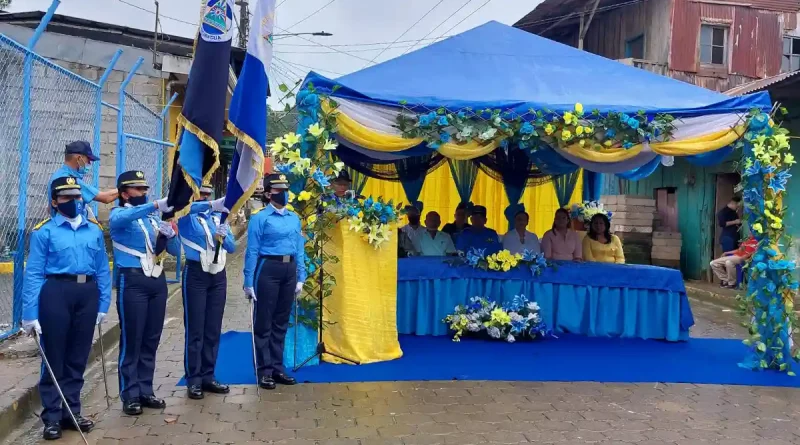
165, 0, 234, 220
223, 0, 275, 218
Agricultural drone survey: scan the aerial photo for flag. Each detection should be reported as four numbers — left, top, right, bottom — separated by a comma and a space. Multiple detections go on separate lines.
165, 0, 234, 220
222, 0, 275, 218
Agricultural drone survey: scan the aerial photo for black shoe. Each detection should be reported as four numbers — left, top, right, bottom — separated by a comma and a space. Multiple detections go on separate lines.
42, 423, 61, 441
122, 399, 143, 416
258, 376, 276, 390
272, 372, 297, 386
201, 381, 230, 394
60, 416, 95, 433
187, 385, 204, 400
140, 395, 166, 409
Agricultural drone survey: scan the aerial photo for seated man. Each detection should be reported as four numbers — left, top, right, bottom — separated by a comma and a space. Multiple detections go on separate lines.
399, 204, 426, 257
455, 205, 501, 255
442, 202, 471, 246
414, 211, 457, 256
709, 235, 757, 288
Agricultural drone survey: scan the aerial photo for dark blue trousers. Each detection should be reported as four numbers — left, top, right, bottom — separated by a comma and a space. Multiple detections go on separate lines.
182, 260, 227, 386
39, 279, 99, 424
253, 258, 296, 378
116, 269, 167, 402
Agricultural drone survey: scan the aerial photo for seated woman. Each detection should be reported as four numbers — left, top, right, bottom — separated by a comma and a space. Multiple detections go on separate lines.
541, 208, 582, 261
582, 213, 625, 264
502, 211, 540, 255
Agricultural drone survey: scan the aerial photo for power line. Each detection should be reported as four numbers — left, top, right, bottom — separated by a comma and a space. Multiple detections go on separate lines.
274, 43, 426, 54
276, 57, 345, 76
284, 0, 338, 30
117, 0, 197, 26
274, 36, 447, 48
434, 0, 493, 42
274, 25, 375, 63
363, 0, 447, 68
401, 0, 473, 56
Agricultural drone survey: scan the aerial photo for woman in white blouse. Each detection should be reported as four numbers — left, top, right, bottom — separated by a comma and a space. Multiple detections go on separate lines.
502, 211, 541, 255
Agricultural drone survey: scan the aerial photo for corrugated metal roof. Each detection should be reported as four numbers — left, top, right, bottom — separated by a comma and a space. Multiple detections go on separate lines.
513, 0, 640, 34
724, 69, 800, 95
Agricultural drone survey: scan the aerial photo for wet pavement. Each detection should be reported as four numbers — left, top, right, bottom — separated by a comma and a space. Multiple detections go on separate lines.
4, 245, 800, 445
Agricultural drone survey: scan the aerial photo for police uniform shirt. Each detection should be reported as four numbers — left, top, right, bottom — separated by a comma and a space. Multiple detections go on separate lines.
243, 204, 307, 289
455, 226, 502, 256
178, 202, 236, 262
109, 204, 181, 267
22, 213, 112, 320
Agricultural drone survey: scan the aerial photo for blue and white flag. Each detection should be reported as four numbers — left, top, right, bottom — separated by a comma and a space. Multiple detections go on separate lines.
223, 0, 275, 217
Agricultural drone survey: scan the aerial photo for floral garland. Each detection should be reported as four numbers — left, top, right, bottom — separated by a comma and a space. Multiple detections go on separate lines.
443, 295, 552, 342
396, 103, 676, 152
736, 110, 800, 375
570, 200, 612, 223
448, 248, 552, 276
344, 196, 403, 249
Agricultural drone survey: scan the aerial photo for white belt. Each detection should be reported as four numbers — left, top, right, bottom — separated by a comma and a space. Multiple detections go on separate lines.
113, 240, 163, 278
181, 237, 226, 274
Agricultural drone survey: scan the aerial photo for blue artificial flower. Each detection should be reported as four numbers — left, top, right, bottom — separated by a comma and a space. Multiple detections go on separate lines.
769, 170, 791, 193
620, 113, 631, 123
384, 206, 395, 218
365, 197, 374, 207
466, 248, 486, 267
309, 263, 317, 274
753, 253, 765, 262
535, 254, 548, 267
311, 168, 330, 187
276, 163, 292, 175
654, 128, 661, 137
429, 141, 440, 149
457, 111, 466, 119
762, 164, 776, 175
347, 207, 358, 217
743, 187, 761, 204
628, 118, 640, 130
605, 129, 616, 138
437, 115, 449, 126
623, 142, 633, 149
380, 216, 388, 224
744, 160, 762, 177
440, 131, 451, 143
756, 261, 767, 271
520, 122, 534, 135
419, 114, 432, 126
791, 281, 800, 290
373, 202, 383, 213
521, 249, 536, 262
749, 113, 769, 131
766, 281, 777, 293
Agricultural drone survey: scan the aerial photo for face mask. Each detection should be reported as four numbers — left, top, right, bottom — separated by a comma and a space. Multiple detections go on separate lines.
56, 199, 80, 219
270, 191, 288, 207
76, 157, 88, 176
128, 195, 148, 206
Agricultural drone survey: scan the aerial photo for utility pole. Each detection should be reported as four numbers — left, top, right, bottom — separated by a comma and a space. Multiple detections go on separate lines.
236, 0, 250, 47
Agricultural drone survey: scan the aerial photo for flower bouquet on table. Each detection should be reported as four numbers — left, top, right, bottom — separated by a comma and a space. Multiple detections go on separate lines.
443, 295, 553, 342
569, 201, 612, 230
447, 248, 553, 276
345, 196, 404, 249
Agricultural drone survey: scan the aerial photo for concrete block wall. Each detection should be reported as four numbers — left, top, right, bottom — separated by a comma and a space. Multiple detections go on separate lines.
602, 195, 657, 265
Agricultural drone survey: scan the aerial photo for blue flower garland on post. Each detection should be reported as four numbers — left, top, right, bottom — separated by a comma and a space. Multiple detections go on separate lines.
738, 110, 800, 374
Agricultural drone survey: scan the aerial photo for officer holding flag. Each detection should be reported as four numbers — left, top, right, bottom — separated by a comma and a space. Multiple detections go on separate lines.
178, 183, 234, 399
22, 176, 111, 440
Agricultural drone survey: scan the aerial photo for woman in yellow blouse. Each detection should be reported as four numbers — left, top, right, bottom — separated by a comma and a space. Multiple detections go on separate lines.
582, 213, 625, 264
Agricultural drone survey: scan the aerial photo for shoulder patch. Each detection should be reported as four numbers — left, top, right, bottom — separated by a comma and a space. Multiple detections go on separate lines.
33, 218, 51, 231
88, 218, 104, 230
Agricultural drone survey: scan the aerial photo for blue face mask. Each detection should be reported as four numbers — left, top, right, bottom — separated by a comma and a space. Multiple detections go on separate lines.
270, 191, 288, 207
56, 199, 82, 219
76, 158, 89, 176
128, 195, 148, 206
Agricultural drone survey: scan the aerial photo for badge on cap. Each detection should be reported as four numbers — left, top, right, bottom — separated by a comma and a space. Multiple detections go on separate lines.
66, 177, 76, 185
279, 175, 286, 181
136, 171, 144, 178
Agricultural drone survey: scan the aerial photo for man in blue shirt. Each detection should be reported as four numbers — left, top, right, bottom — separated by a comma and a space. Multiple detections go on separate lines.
244, 174, 307, 389
48, 141, 119, 217
178, 183, 234, 399
22, 176, 112, 441
455, 205, 502, 255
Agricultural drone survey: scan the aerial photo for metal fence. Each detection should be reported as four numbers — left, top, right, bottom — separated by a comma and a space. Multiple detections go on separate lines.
0, 10, 174, 339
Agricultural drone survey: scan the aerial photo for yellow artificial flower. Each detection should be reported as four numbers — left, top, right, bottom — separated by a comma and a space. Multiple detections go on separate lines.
490, 308, 511, 325
785, 153, 796, 165
269, 139, 285, 155
322, 139, 338, 151
283, 132, 301, 146
297, 190, 312, 201
544, 124, 555, 135
604, 140, 613, 147
575, 126, 584, 135
774, 133, 790, 150
579, 139, 586, 147
574, 103, 584, 114
333, 161, 345, 172
563, 112, 574, 125
752, 222, 763, 233
561, 130, 572, 141
288, 191, 296, 202
584, 126, 594, 134
502, 263, 511, 272
307, 214, 318, 224
772, 222, 783, 229
286, 204, 295, 212
307, 123, 324, 137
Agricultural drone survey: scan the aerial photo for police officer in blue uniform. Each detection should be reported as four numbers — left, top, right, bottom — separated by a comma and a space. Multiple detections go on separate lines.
178, 183, 234, 399
243, 174, 307, 389
109, 170, 180, 415
22, 176, 112, 440
48, 141, 119, 217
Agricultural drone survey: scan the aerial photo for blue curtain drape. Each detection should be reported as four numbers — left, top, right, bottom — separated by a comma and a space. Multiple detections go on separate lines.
553, 171, 581, 208
582, 170, 603, 202
617, 155, 662, 181
447, 159, 479, 204
397, 155, 432, 210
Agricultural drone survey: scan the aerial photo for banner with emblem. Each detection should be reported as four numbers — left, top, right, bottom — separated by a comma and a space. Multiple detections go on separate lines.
165, 0, 234, 219
222, 0, 275, 220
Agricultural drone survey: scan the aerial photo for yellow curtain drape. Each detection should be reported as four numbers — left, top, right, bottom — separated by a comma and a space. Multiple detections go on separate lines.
362, 165, 583, 237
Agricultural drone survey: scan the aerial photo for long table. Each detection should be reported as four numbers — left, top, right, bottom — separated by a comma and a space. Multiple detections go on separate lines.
397, 257, 695, 341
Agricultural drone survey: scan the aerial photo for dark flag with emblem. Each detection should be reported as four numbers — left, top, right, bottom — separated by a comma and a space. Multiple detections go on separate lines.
163, 0, 234, 221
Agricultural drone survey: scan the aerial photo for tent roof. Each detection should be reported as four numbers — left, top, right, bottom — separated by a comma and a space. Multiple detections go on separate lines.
304, 20, 769, 116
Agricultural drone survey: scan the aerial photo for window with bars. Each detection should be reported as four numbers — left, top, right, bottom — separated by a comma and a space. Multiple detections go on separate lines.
699, 25, 727, 66
782, 36, 800, 73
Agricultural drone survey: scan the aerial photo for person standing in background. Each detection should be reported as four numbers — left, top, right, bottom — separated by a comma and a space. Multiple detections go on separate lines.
442, 202, 471, 246
717, 196, 742, 253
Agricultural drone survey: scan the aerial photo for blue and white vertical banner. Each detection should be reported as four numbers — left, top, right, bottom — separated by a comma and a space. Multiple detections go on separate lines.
223, 0, 275, 218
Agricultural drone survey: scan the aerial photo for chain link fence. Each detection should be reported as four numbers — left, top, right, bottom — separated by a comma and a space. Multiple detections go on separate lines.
121, 92, 164, 194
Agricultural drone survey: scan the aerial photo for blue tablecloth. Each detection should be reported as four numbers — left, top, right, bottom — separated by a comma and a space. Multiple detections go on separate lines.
397, 258, 694, 341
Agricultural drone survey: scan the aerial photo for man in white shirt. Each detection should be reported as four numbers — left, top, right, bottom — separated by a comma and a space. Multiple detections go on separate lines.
400, 204, 426, 256
502, 211, 541, 255
413, 211, 457, 256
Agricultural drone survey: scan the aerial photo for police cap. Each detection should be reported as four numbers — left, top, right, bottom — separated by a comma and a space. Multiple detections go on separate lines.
333, 170, 351, 183
200, 183, 213, 195
65, 140, 99, 161
51, 176, 82, 199
117, 170, 149, 190
264, 173, 289, 190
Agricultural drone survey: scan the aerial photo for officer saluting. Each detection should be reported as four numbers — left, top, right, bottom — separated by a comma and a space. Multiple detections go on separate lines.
178, 183, 234, 399
22, 176, 112, 440
109, 171, 179, 415
244, 174, 307, 389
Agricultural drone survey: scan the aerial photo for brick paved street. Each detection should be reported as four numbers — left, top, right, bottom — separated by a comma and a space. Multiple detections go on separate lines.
5, 243, 800, 445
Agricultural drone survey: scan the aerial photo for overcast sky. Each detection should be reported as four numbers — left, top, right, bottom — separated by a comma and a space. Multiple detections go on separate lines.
12, 0, 543, 103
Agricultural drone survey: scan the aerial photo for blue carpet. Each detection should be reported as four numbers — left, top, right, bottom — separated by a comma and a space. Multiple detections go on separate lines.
179, 331, 800, 387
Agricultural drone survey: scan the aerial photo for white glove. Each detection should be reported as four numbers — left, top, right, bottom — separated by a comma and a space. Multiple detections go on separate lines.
295, 282, 304, 296
158, 221, 176, 238
96, 313, 106, 325
22, 319, 41, 336
210, 197, 229, 213
215, 223, 230, 237
155, 197, 173, 213
244, 287, 256, 301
